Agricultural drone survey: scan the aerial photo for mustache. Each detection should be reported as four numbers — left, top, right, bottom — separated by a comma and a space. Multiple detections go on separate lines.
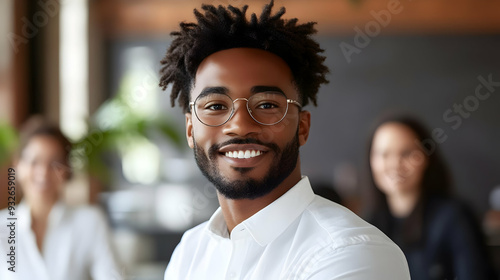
208, 138, 280, 159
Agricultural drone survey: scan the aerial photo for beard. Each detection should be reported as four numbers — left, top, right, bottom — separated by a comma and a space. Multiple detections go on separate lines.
193, 131, 300, 200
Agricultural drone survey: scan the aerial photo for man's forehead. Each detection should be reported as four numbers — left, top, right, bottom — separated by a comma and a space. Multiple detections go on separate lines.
195, 85, 287, 97
194, 48, 292, 75
193, 48, 292, 80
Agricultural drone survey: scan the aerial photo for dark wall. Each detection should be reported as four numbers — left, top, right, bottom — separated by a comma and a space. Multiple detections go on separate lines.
302, 35, 500, 217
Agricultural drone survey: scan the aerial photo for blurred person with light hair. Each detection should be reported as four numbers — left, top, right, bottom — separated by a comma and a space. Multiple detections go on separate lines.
0, 116, 122, 280
366, 114, 496, 280
158, 1, 409, 279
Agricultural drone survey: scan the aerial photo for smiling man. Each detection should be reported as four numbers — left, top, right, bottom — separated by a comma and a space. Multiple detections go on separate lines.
159, 1, 409, 279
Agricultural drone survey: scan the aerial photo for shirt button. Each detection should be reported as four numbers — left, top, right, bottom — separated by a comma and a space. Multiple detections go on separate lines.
228, 272, 237, 279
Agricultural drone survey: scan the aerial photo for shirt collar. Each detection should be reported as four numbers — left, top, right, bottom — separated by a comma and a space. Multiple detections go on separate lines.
206, 176, 315, 246
207, 207, 230, 239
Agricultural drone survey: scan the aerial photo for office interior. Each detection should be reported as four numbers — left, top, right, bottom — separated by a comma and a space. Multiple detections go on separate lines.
1, 0, 500, 279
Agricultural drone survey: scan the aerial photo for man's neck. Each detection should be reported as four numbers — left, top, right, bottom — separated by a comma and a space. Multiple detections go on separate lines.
218, 170, 302, 234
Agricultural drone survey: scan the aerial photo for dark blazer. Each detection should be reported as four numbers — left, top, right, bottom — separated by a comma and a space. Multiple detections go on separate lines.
370, 196, 496, 280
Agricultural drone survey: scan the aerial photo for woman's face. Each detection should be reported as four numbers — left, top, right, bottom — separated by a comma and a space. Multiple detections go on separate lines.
370, 122, 428, 197
17, 135, 69, 203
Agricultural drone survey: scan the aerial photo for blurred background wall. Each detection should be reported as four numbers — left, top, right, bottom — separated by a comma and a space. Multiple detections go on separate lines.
1, 0, 500, 279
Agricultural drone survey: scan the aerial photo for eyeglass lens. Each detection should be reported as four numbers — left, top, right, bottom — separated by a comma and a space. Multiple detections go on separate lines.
193, 92, 289, 126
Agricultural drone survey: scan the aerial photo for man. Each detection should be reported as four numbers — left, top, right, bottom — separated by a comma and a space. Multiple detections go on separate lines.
159, 1, 410, 279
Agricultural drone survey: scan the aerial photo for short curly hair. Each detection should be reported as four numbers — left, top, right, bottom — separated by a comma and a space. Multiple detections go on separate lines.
159, 0, 329, 113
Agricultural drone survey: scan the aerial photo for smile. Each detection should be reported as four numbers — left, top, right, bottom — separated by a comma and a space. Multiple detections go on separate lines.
225, 150, 263, 159
218, 143, 270, 167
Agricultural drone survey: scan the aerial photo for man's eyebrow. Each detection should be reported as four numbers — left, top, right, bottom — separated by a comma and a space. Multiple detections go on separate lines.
198, 87, 228, 97
251, 86, 284, 94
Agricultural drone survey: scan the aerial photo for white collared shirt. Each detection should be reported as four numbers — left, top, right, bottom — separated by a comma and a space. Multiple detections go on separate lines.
0, 202, 123, 280
165, 177, 410, 280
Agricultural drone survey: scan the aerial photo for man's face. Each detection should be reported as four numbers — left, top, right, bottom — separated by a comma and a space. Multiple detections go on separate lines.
186, 48, 310, 199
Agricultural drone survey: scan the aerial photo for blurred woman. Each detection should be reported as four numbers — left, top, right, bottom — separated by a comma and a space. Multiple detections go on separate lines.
366, 115, 495, 280
0, 117, 122, 280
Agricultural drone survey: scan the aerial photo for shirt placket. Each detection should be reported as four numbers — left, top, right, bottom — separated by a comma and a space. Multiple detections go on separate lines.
226, 226, 249, 280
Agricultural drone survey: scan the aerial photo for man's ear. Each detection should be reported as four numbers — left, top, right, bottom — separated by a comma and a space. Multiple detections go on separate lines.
298, 110, 311, 146
185, 113, 194, 149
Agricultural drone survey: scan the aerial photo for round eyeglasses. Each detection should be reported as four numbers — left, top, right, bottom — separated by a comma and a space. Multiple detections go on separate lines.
189, 91, 302, 127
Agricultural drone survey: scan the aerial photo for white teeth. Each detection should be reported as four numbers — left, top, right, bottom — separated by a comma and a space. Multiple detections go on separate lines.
225, 150, 263, 159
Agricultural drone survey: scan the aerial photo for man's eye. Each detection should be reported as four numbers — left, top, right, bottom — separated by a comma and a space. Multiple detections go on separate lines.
206, 104, 228, 111
256, 102, 279, 109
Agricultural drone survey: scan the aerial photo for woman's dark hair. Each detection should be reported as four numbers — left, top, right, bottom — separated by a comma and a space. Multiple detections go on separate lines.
18, 116, 73, 180
365, 114, 452, 247
159, 0, 329, 113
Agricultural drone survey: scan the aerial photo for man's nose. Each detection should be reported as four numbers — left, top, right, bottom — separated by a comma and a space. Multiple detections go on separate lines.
221, 100, 261, 136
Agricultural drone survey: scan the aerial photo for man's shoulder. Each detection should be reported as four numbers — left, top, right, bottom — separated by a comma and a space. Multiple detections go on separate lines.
177, 221, 210, 245
285, 196, 410, 279
302, 195, 396, 249
169, 220, 210, 261
183, 220, 209, 236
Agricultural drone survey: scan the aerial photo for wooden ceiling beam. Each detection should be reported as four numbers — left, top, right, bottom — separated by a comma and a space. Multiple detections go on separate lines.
94, 0, 500, 36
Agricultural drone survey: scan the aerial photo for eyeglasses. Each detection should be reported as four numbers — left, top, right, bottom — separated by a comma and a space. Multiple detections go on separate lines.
189, 91, 302, 127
